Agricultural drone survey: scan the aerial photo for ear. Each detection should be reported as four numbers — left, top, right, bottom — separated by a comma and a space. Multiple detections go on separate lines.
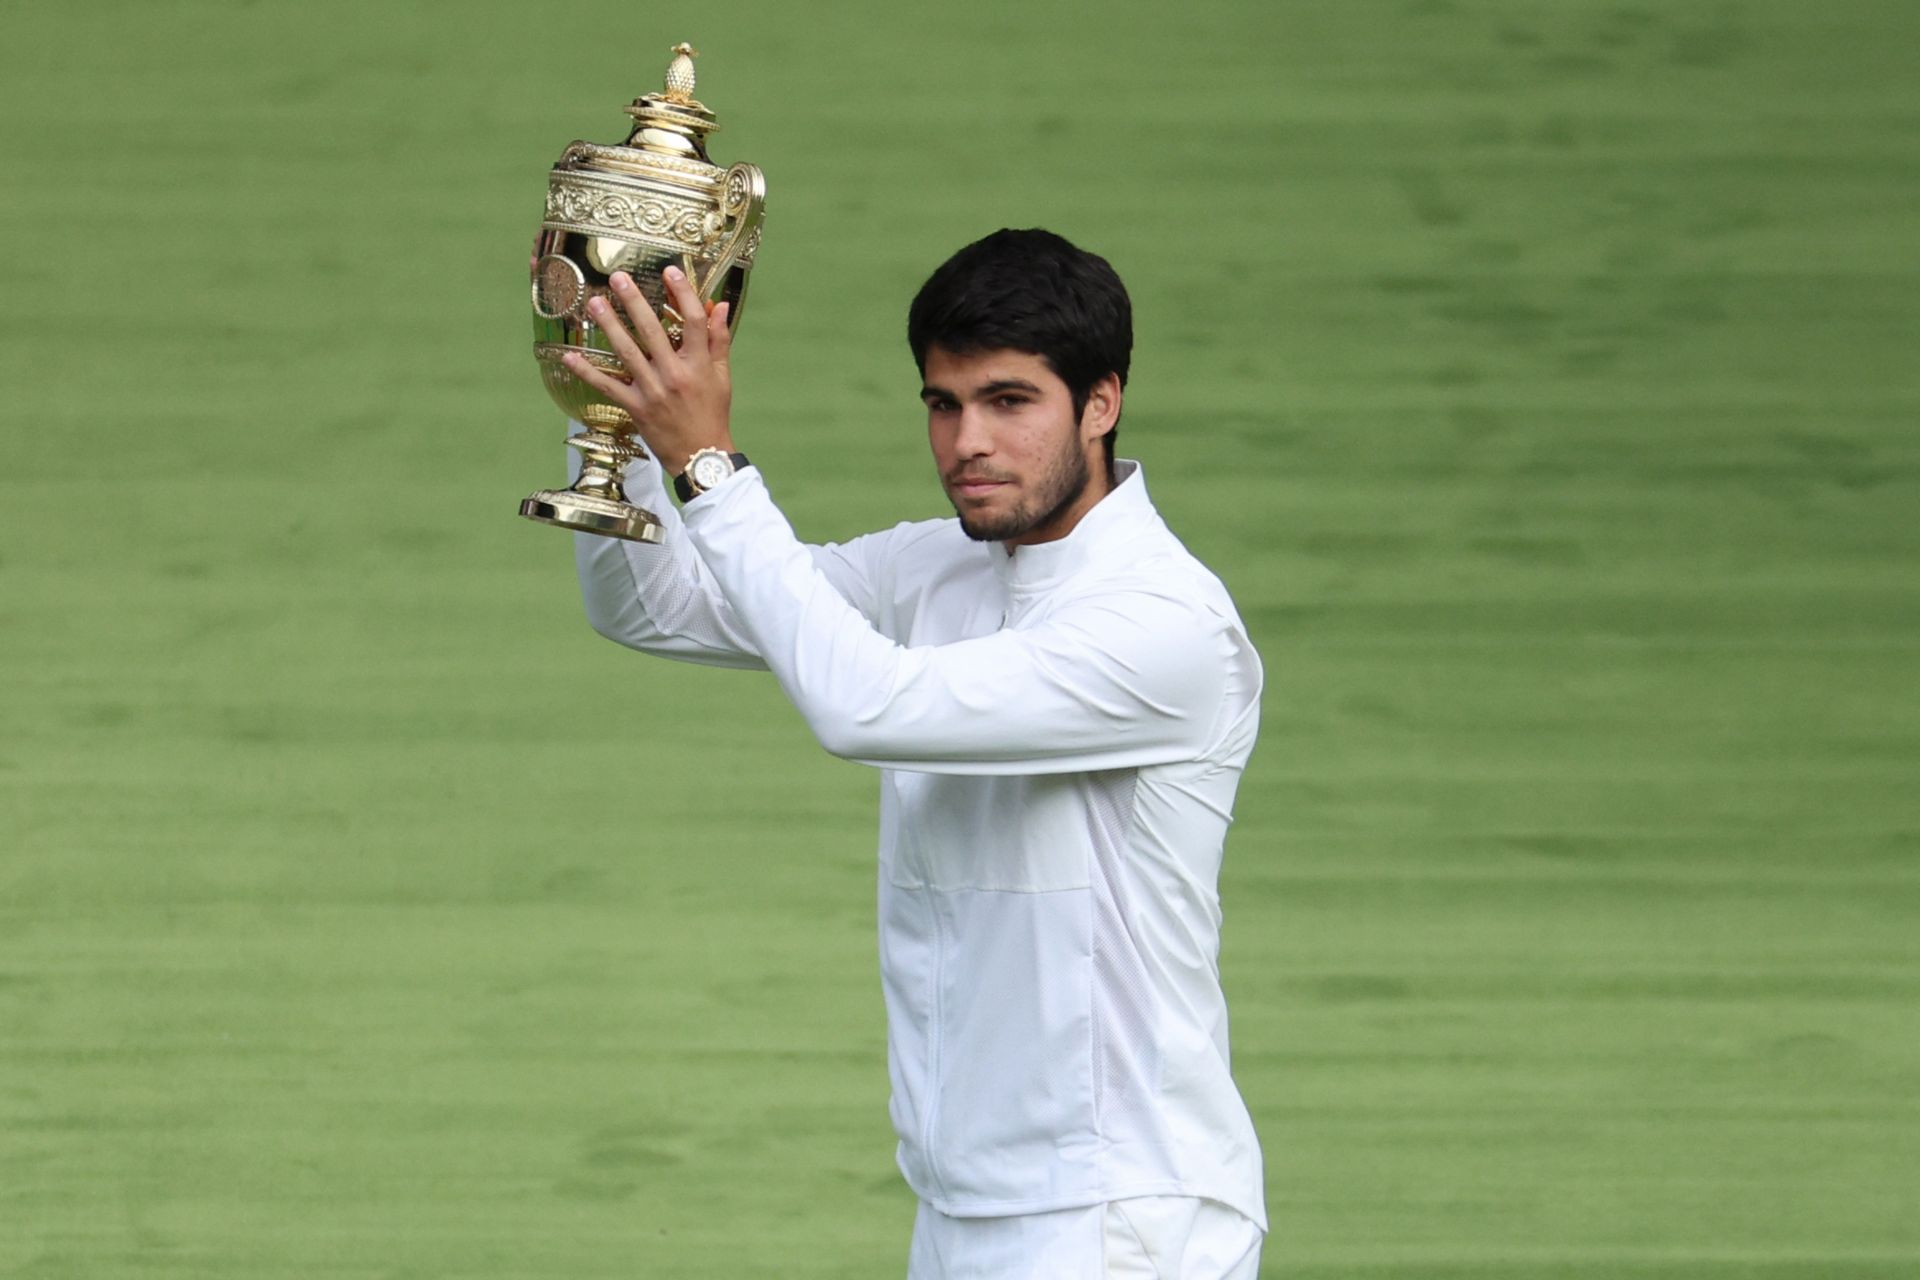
1079, 372, 1123, 443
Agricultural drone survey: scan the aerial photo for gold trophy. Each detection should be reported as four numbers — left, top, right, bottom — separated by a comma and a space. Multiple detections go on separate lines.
521, 43, 767, 543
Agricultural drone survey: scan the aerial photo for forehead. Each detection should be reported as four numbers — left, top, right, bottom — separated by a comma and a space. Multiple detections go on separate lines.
922, 346, 1065, 393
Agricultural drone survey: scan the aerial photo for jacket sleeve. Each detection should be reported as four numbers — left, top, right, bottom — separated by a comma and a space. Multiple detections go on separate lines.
680, 470, 1230, 775
573, 454, 880, 669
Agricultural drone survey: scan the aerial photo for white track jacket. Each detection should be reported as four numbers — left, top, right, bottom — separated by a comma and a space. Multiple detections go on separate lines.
574, 456, 1266, 1228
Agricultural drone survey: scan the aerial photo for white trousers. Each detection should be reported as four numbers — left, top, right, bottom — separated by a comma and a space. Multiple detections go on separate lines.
907, 1196, 1264, 1279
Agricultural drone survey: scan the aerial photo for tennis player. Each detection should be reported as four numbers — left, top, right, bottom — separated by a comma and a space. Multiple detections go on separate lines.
562, 229, 1266, 1278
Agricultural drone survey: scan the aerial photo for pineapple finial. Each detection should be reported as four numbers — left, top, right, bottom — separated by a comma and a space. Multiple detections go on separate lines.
663, 43, 698, 103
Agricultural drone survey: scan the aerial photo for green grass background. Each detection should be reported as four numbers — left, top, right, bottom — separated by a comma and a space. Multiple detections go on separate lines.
3, 0, 1917, 1275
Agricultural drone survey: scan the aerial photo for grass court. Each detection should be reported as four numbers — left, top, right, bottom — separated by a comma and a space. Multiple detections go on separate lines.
2, 0, 1916, 1274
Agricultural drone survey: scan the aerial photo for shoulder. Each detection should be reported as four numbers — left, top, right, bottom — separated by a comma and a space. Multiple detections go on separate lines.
1069, 529, 1264, 731
1082, 525, 1247, 629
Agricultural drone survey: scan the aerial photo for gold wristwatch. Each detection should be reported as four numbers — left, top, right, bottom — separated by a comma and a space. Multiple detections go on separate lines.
674, 448, 750, 502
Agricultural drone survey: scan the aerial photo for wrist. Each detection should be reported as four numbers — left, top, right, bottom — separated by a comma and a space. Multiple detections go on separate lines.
660, 439, 735, 480
674, 447, 751, 503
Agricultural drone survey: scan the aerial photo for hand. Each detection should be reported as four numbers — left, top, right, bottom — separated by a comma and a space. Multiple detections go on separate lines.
562, 266, 736, 478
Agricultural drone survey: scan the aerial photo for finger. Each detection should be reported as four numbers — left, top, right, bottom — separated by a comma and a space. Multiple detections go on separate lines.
609, 270, 678, 363
662, 265, 707, 360
708, 301, 733, 367
585, 292, 639, 363
584, 289, 662, 400
561, 350, 643, 415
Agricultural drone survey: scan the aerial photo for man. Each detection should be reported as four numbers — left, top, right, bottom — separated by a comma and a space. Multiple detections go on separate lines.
562, 229, 1266, 1278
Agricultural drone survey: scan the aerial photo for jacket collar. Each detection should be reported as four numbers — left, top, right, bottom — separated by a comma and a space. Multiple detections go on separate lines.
989, 459, 1160, 594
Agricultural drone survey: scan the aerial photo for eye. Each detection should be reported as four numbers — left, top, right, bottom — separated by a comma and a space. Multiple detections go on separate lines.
992, 394, 1030, 410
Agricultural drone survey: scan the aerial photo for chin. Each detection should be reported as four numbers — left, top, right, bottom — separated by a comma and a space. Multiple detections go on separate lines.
957, 515, 1005, 542
954, 507, 1027, 543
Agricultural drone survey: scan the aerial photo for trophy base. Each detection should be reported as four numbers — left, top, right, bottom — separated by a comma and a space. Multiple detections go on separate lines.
520, 489, 666, 544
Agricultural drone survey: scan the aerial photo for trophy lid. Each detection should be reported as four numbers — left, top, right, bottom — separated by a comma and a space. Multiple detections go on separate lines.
622, 43, 719, 161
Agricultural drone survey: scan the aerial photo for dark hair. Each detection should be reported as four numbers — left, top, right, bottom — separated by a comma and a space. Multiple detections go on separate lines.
907, 228, 1132, 462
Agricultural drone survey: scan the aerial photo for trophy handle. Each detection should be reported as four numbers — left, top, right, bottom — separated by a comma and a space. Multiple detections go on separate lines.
695, 162, 767, 312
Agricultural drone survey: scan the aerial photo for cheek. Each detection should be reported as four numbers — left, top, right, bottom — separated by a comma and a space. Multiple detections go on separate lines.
1013, 415, 1079, 465
928, 419, 975, 474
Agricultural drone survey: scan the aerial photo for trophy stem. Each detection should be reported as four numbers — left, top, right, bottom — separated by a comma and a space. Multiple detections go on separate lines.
569, 425, 640, 502
519, 424, 667, 544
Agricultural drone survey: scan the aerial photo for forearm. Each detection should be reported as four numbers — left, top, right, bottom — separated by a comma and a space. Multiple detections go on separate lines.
571, 448, 770, 669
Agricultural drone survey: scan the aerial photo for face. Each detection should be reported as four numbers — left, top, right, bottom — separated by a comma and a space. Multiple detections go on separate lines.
921, 346, 1118, 547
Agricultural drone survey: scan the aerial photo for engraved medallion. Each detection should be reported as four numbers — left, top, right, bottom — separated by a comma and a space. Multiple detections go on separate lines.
532, 254, 587, 320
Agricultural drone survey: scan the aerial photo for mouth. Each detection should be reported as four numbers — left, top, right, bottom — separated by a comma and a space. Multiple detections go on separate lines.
948, 474, 1010, 499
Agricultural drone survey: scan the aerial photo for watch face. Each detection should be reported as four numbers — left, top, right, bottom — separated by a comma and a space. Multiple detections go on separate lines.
690, 453, 733, 491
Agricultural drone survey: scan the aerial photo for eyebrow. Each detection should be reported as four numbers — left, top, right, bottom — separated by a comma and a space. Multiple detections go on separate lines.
920, 378, 1044, 402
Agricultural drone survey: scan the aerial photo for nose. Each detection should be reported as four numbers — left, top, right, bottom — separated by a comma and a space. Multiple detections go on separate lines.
952, 405, 994, 460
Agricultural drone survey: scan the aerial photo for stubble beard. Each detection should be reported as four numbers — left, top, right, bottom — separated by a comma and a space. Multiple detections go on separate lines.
950, 434, 1092, 544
